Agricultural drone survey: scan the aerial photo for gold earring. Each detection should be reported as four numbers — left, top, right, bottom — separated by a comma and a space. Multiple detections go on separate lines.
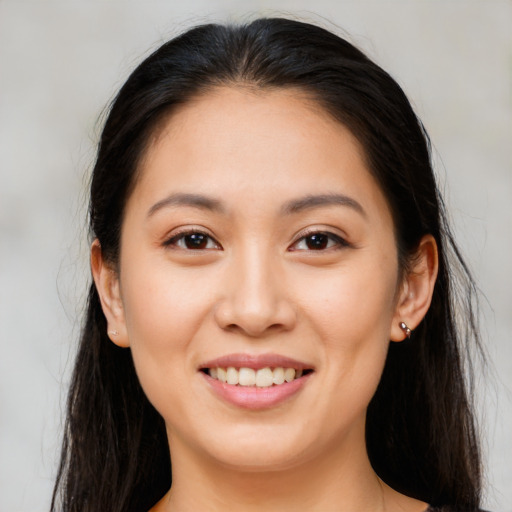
399, 321, 412, 339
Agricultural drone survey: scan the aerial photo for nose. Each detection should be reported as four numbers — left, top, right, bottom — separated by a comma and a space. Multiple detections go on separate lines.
213, 247, 297, 337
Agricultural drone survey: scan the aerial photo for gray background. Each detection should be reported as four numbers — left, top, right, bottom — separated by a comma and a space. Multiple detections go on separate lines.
0, 1, 510, 511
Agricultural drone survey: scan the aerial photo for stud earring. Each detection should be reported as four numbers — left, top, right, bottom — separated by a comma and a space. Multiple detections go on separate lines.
399, 321, 412, 339
109, 330, 119, 337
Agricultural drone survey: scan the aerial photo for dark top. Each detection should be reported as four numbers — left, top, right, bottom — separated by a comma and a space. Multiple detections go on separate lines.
426, 508, 488, 512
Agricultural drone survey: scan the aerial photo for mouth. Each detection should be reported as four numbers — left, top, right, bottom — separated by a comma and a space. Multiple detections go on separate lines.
200, 366, 313, 387
198, 354, 315, 409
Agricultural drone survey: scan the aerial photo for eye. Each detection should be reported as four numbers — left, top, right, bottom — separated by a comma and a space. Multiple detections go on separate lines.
164, 230, 221, 250
290, 231, 349, 251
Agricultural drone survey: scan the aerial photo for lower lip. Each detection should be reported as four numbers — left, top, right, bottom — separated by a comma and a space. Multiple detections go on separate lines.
202, 372, 312, 410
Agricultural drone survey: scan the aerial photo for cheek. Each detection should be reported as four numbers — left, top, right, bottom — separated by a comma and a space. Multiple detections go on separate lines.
121, 259, 215, 341
298, 255, 398, 340
297, 253, 398, 398
118, 261, 217, 403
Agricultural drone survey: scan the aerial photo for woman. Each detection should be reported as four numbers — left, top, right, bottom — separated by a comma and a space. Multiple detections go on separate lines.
51, 18, 483, 512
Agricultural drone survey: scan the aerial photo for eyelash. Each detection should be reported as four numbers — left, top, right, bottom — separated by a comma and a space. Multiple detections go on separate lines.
290, 230, 350, 251
163, 229, 349, 252
163, 229, 221, 250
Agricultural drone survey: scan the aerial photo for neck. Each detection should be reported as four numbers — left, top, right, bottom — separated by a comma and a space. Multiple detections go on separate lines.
152, 424, 406, 512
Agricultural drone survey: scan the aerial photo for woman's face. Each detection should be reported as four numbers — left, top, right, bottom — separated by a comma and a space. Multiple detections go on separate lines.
114, 87, 404, 471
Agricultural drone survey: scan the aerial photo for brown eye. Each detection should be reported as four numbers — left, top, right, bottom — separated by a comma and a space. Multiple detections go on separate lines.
165, 231, 221, 250
290, 231, 349, 251
304, 233, 329, 250
183, 233, 209, 249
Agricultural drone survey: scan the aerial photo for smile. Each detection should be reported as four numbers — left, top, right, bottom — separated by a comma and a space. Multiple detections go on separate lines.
199, 354, 315, 409
206, 367, 310, 387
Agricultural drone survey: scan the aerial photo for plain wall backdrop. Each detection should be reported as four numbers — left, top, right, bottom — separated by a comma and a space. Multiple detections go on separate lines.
0, 1, 510, 511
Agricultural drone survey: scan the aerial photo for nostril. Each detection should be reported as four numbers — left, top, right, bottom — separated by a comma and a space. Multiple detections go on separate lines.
213, 290, 297, 337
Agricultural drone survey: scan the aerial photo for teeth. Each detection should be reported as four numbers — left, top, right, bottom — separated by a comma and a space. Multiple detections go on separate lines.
217, 367, 227, 383
226, 367, 239, 385
207, 366, 305, 387
284, 368, 295, 383
272, 367, 285, 385
255, 367, 273, 387
238, 367, 256, 386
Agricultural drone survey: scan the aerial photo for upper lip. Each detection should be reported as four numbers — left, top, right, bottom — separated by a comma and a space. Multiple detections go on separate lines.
198, 353, 314, 371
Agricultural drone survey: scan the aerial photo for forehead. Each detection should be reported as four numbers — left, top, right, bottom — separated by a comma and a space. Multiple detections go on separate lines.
130, 86, 391, 223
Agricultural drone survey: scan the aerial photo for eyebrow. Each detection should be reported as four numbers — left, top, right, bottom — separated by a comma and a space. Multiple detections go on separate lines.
147, 192, 366, 219
147, 193, 225, 217
281, 193, 366, 217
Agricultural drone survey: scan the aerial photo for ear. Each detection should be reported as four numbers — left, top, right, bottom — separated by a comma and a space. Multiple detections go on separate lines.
90, 239, 129, 348
390, 234, 438, 342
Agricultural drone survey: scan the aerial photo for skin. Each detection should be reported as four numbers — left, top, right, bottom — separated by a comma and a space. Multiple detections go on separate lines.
92, 87, 438, 511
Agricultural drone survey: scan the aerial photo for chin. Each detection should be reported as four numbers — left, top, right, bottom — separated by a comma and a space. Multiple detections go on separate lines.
191, 422, 319, 472
211, 445, 307, 473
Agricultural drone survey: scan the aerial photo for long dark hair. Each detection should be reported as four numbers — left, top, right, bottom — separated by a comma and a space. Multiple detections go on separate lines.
51, 18, 483, 512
